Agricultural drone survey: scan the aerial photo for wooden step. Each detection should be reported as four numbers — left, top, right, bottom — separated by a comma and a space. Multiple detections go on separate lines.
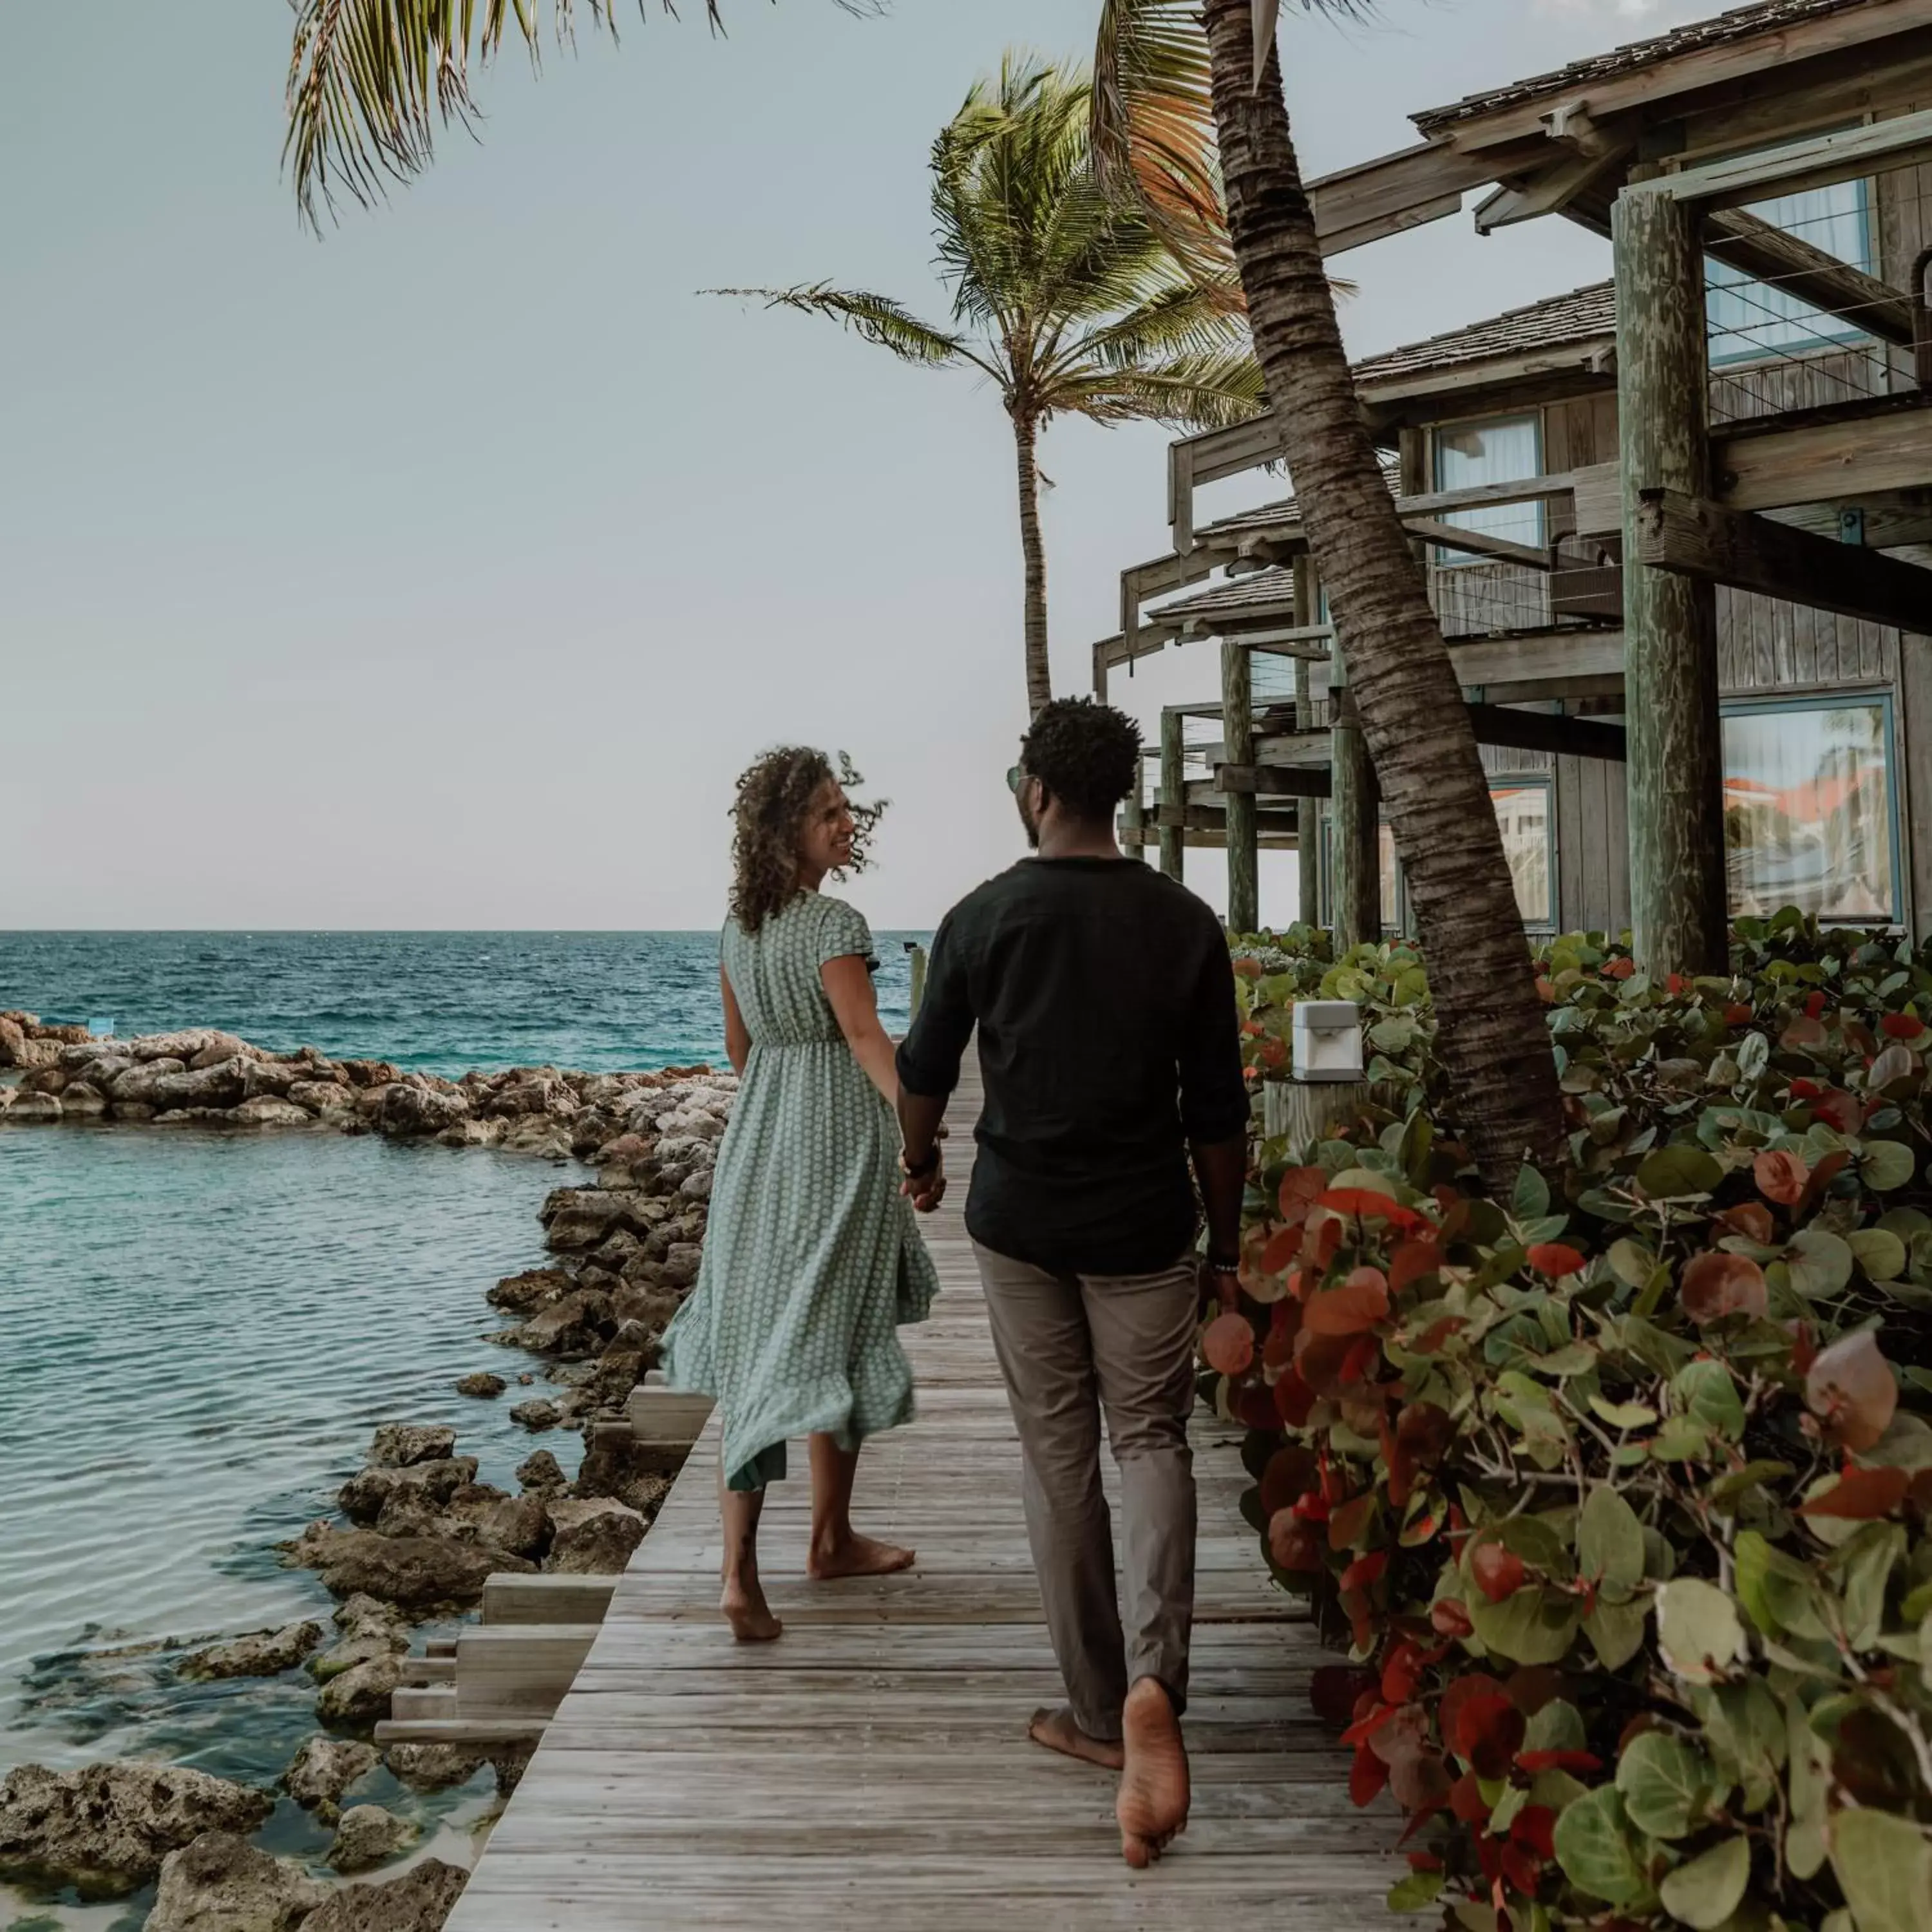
391, 1686, 458, 1721
425, 1636, 459, 1658
625, 1375, 714, 1457
374, 1716, 547, 1747
482, 1572, 619, 1626
455, 1624, 598, 1716
399, 1656, 458, 1686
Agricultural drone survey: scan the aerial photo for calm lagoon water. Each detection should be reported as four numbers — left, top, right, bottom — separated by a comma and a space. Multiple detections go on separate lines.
0, 933, 922, 1927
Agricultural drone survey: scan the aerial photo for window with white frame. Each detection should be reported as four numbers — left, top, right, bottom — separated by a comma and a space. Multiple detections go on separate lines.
1723, 696, 1899, 924
1492, 779, 1557, 929
1431, 413, 1545, 562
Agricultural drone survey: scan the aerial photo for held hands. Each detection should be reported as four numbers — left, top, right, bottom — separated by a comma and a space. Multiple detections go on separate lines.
899, 1145, 946, 1214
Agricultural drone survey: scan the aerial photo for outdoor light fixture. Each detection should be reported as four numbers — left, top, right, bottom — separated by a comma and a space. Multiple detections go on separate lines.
1291, 1000, 1365, 1084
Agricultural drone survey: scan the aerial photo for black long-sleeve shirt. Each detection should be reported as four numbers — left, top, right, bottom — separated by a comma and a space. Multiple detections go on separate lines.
896, 857, 1249, 1275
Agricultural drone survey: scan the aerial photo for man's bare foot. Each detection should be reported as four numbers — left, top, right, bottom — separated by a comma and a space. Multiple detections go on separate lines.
1117, 1677, 1189, 1868
808, 1533, 915, 1580
1028, 1707, 1124, 1770
721, 1578, 782, 1642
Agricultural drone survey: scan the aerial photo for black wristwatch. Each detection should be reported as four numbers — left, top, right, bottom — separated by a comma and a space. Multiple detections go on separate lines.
900, 1146, 940, 1180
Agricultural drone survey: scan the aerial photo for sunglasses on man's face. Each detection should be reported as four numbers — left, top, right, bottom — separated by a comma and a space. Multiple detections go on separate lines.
1006, 766, 1025, 795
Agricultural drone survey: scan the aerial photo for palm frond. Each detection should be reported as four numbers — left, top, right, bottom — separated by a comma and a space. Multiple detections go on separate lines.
1047, 349, 1267, 432
285, 0, 883, 231
1050, 277, 1248, 378
703, 284, 1001, 378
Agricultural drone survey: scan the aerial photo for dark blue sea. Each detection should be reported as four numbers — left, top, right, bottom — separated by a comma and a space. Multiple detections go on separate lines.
0, 932, 923, 1924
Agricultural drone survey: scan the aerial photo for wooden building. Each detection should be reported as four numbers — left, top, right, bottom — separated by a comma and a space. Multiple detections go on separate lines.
1095, 0, 1932, 955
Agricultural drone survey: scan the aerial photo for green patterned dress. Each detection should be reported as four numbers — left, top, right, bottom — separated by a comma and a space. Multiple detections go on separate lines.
659, 891, 940, 1492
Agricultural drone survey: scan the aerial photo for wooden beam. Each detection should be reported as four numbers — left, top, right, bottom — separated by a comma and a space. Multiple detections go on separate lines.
1222, 638, 1258, 933
1401, 516, 1554, 569
1615, 178, 1728, 977
1473, 144, 1634, 234
1307, 140, 1514, 256
1633, 486, 1932, 633
1715, 402, 1932, 512
1158, 710, 1186, 882
1702, 207, 1915, 349
1646, 105, 1932, 207
1466, 703, 1628, 762
1219, 763, 1332, 800
1396, 470, 1581, 519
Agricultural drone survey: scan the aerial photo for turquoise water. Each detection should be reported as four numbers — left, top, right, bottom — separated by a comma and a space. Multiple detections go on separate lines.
0, 929, 919, 1073
0, 933, 922, 1923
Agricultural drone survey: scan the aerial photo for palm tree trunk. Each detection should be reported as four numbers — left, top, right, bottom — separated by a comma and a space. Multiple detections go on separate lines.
1013, 410, 1053, 716
1200, 0, 1562, 1188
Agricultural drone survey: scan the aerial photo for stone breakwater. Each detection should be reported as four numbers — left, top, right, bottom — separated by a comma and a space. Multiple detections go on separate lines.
0, 1012, 736, 1930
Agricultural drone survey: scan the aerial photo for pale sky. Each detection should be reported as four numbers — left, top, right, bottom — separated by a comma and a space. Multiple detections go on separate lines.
1, 0, 1710, 931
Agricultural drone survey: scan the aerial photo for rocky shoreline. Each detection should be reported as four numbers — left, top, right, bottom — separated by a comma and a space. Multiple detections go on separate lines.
0, 1013, 735, 1931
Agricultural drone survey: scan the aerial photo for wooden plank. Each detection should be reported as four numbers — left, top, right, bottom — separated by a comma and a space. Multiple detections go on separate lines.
1715, 403, 1932, 513
1159, 709, 1186, 882
1702, 207, 1916, 349
1307, 139, 1511, 255
1400, 517, 1553, 569
1218, 764, 1333, 800
482, 1574, 620, 1627
1649, 105, 1932, 207
1634, 486, 1932, 632
1223, 638, 1259, 933
1466, 703, 1628, 762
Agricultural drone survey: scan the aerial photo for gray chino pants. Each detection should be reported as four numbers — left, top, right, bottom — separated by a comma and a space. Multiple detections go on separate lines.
971, 1242, 1200, 1743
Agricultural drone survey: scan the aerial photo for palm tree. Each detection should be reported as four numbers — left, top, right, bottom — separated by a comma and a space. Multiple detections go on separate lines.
1092, 0, 1564, 1189
283, 0, 878, 231
711, 57, 1264, 714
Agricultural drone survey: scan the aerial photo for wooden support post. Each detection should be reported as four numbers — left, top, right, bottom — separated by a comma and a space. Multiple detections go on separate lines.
1328, 637, 1380, 951
1293, 565, 1321, 929
1222, 639, 1258, 933
1616, 184, 1728, 976
1159, 710, 1186, 882
1123, 755, 1149, 863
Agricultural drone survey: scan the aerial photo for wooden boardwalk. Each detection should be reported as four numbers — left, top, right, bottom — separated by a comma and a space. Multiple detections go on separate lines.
448, 1061, 1401, 1930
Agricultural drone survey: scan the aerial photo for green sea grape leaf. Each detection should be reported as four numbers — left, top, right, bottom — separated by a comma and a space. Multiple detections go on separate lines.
1859, 1139, 1917, 1192
1513, 1162, 1552, 1222
1637, 1145, 1723, 1200
1583, 1596, 1650, 1671
1578, 1483, 1646, 1593
1788, 1227, 1855, 1298
1607, 1239, 1656, 1289
1786, 1696, 1830, 1880
1616, 1730, 1716, 1839
1659, 1833, 1752, 1929
1591, 1396, 1658, 1430
1524, 1699, 1586, 1756
1656, 1578, 1745, 1683
1674, 1359, 1746, 1439
1468, 1583, 1582, 1665
1849, 1227, 1908, 1281
1387, 1872, 1445, 1913
1828, 1807, 1932, 1932
1553, 1785, 1651, 1906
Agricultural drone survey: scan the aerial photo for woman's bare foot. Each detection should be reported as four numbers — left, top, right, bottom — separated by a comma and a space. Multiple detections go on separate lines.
721, 1578, 782, 1642
1117, 1678, 1189, 1868
808, 1531, 915, 1580
1028, 1707, 1124, 1770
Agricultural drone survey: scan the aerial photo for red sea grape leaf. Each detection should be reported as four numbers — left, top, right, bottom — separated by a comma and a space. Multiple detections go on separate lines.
1813, 1088, 1865, 1135
1390, 1238, 1443, 1293
1390, 1748, 1453, 1815
1526, 1242, 1586, 1278
1260, 1226, 1303, 1275
1602, 957, 1635, 981
1432, 1598, 1474, 1639
1798, 1465, 1910, 1519
1880, 1010, 1926, 1039
1233, 1384, 1279, 1433
1259, 1445, 1318, 1518
1310, 1664, 1376, 1727
1499, 1842, 1542, 1899
1274, 1368, 1316, 1428
1448, 1770, 1492, 1825
1452, 1690, 1526, 1779
1680, 1250, 1768, 1326
1805, 990, 1827, 1018
1408, 1852, 1444, 1873
1278, 1166, 1328, 1224
1414, 1315, 1467, 1354
1202, 1312, 1256, 1377
1268, 1509, 1323, 1573
1714, 1203, 1775, 1244
1506, 1666, 1564, 1716
1472, 1541, 1527, 1603
1367, 1701, 1430, 1768
1783, 1014, 1826, 1048
1329, 1491, 1376, 1552
1805, 1329, 1899, 1452
1516, 1749, 1602, 1774
1793, 1148, 1850, 1220
1338, 1334, 1383, 1385
1725, 1004, 1754, 1025
1341, 1549, 1390, 1592
1755, 1150, 1810, 1206
1438, 1674, 1507, 1749
1349, 1743, 1390, 1807
1381, 1640, 1425, 1705
1303, 1275, 1390, 1336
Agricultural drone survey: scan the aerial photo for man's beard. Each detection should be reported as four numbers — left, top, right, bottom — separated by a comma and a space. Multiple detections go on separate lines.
1015, 793, 1040, 851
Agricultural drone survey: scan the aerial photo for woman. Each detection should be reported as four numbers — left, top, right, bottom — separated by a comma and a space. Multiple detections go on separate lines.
659, 746, 941, 1642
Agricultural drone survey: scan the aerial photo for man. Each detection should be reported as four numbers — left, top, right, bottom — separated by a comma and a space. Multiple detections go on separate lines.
895, 698, 1249, 1870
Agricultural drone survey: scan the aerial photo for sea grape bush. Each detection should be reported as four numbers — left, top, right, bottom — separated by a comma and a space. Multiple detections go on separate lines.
1212, 913, 1932, 1932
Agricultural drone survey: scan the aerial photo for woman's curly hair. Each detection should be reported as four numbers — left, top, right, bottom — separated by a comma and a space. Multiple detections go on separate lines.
728, 747, 886, 934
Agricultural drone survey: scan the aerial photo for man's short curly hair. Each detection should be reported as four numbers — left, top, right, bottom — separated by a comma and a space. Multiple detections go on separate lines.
1018, 699, 1143, 821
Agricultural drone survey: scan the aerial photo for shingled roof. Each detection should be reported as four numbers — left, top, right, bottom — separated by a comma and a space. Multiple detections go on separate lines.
1147, 567, 1298, 629
1412, 0, 1875, 136
1352, 282, 1615, 384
